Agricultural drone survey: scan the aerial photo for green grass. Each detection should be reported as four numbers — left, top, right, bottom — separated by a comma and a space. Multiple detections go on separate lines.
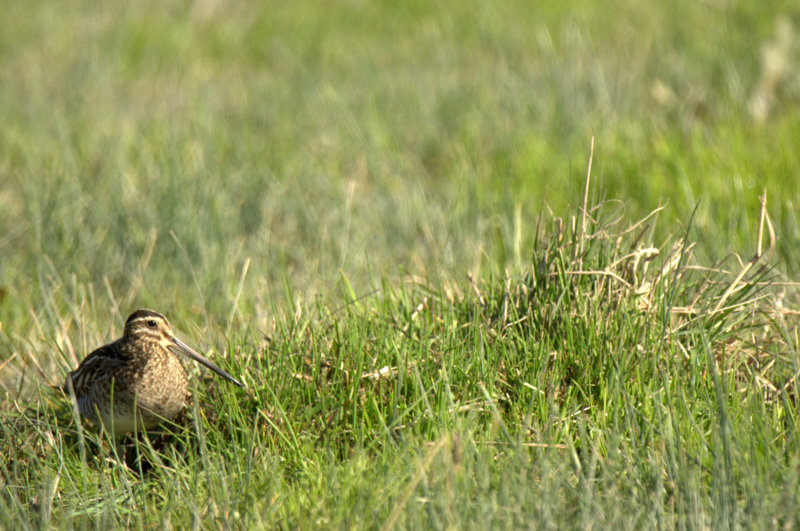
2, 0, 800, 528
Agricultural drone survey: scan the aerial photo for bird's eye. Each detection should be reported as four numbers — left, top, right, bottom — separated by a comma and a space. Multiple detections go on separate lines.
147, 320, 158, 328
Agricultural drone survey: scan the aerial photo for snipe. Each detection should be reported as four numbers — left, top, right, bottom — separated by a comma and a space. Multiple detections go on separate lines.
64, 309, 245, 441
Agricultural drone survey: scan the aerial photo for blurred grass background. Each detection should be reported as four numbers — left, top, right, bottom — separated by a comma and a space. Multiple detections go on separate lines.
3, 0, 799, 330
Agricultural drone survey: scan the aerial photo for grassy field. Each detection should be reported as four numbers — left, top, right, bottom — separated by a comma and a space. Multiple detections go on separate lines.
2, 0, 800, 527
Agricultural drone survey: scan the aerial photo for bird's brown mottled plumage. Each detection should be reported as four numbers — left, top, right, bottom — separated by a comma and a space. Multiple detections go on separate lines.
65, 309, 244, 439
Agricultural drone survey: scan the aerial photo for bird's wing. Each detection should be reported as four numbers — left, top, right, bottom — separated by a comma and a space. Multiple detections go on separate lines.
64, 341, 124, 395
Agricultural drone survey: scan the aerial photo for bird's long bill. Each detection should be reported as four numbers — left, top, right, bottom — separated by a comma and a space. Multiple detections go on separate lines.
171, 337, 245, 387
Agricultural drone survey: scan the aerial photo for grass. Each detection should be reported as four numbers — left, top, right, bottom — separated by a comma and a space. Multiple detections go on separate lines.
2, 0, 800, 528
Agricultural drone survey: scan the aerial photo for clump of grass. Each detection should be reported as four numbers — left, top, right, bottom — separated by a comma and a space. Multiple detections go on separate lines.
249, 168, 797, 525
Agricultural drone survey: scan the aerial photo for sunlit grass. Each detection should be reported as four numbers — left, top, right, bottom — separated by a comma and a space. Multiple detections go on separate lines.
2, 0, 800, 527
3, 181, 798, 527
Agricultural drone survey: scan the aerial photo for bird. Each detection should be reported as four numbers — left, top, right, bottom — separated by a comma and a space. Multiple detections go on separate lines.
64, 309, 245, 443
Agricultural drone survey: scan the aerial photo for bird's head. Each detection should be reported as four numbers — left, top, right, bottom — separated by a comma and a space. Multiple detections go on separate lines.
124, 309, 245, 387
